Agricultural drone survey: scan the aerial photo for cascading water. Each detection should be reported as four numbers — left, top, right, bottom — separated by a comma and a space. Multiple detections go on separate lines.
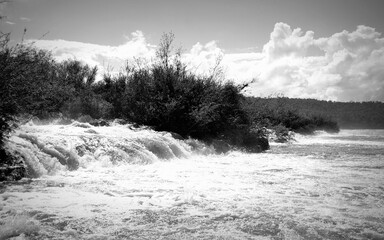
6, 121, 205, 178
1, 123, 383, 239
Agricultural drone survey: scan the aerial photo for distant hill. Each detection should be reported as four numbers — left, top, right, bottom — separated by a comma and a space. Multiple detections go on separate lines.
245, 97, 384, 129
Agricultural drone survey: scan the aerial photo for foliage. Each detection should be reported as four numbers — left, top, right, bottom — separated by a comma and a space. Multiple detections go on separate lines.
0, 40, 109, 165
93, 74, 126, 118
267, 98, 384, 129
243, 97, 340, 134
1, 43, 59, 116
97, 33, 253, 146
0, 36, 19, 164
57, 60, 112, 119
244, 96, 384, 130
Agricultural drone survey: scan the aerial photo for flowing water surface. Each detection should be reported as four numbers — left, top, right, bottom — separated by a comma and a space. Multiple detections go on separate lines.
1, 123, 383, 239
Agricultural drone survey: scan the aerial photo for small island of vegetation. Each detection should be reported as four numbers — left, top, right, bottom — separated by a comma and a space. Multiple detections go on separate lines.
1, 32, 339, 180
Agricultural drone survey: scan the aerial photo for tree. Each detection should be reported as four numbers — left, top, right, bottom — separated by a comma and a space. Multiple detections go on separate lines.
156, 32, 174, 69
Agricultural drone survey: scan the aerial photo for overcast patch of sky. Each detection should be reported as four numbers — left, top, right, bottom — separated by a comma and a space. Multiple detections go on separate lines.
2, 0, 384, 50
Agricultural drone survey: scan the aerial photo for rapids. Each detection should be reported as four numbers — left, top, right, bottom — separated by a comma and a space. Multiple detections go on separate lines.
0, 123, 383, 239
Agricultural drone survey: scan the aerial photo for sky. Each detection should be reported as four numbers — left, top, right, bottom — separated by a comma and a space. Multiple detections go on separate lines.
1, 0, 384, 102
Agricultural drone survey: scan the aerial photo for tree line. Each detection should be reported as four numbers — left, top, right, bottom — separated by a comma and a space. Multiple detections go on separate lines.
246, 97, 384, 129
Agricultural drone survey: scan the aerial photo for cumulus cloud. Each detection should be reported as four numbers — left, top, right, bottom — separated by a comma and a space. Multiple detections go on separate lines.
241, 23, 384, 102
30, 25, 384, 101
183, 41, 224, 77
263, 22, 315, 60
185, 23, 384, 102
30, 31, 156, 79
184, 41, 264, 82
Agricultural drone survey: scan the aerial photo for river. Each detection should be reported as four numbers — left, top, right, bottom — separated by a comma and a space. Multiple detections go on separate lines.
1, 123, 383, 239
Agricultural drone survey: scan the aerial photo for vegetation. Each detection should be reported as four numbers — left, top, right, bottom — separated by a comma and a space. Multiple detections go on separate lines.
0, 33, 19, 165
94, 33, 268, 152
243, 97, 340, 139
244, 97, 384, 130
1, 29, 354, 163
0, 32, 271, 163
0, 29, 350, 163
257, 98, 384, 129
8, 23, 378, 172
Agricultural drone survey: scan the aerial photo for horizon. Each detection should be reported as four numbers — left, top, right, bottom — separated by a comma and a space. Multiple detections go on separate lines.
1, 0, 384, 102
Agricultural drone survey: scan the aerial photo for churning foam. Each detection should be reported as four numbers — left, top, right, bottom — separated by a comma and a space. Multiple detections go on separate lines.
294, 129, 384, 146
6, 121, 212, 178
2, 124, 384, 239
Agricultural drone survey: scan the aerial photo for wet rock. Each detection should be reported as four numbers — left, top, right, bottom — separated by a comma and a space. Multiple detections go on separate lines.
241, 133, 270, 153
169, 132, 184, 141
75, 145, 86, 157
0, 165, 25, 181
55, 117, 73, 125
218, 126, 270, 153
210, 139, 231, 154
84, 129, 98, 134
113, 118, 128, 125
130, 123, 141, 129
77, 115, 94, 123
269, 125, 295, 143
71, 121, 92, 128
89, 119, 110, 127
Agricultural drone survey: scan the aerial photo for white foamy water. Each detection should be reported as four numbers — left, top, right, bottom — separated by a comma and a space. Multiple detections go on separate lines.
1, 124, 383, 239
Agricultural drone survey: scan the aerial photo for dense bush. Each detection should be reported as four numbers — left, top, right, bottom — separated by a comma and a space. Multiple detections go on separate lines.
93, 74, 126, 118
121, 65, 248, 139
94, 33, 267, 151
55, 60, 114, 119
0, 40, 111, 119
0, 39, 109, 164
0, 42, 59, 116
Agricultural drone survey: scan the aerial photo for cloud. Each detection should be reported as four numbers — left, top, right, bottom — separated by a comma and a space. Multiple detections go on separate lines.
184, 23, 384, 102
184, 41, 264, 82
5, 20, 15, 25
30, 25, 384, 102
263, 22, 315, 61
20, 17, 31, 22
241, 23, 384, 102
30, 31, 156, 79
183, 41, 224, 76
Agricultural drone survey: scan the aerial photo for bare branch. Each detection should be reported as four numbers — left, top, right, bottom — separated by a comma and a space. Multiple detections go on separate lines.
156, 32, 175, 69
208, 54, 225, 82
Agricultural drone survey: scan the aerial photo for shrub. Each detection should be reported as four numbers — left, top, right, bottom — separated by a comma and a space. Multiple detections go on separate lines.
93, 33, 268, 152
120, 34, 248, 142
0, 42, 60, 117
93, 74, 126, 118
61, 95, 113, 119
